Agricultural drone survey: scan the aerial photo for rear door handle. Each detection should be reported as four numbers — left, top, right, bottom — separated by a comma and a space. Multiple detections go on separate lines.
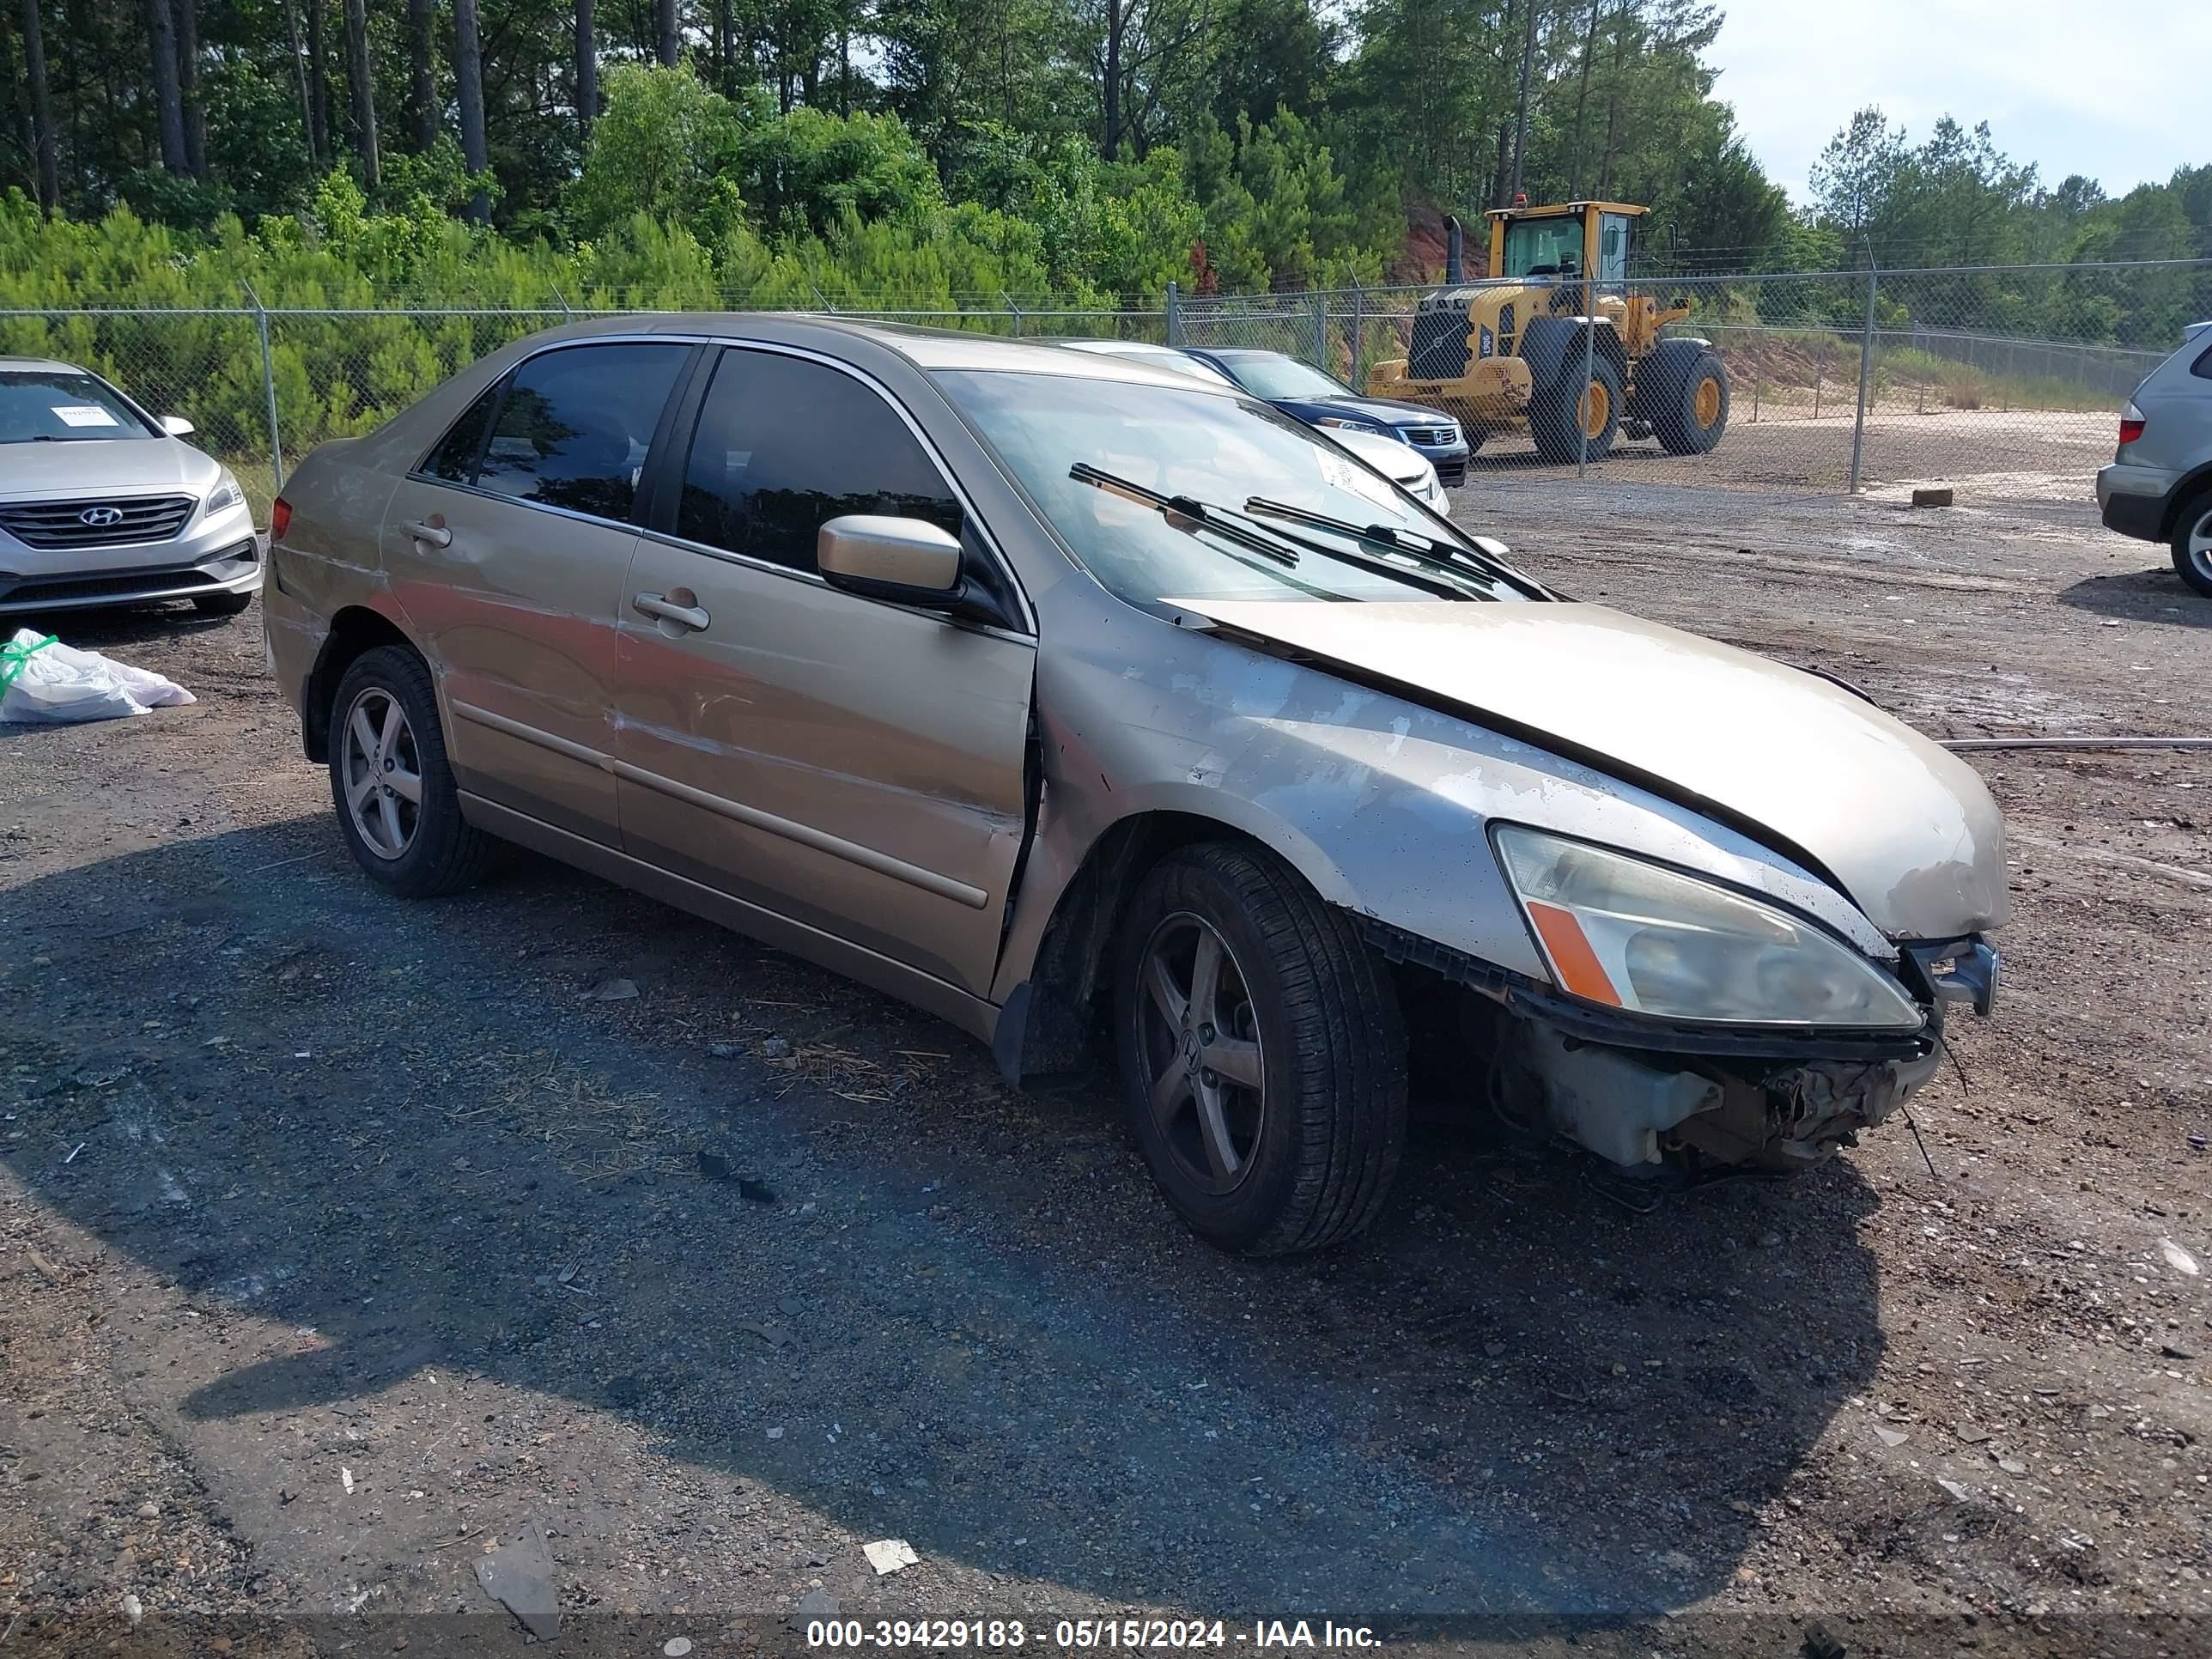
403, 520, 452, 549
633, 592, 710, 631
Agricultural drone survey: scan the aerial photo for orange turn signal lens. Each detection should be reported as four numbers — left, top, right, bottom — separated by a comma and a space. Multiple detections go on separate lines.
1524, 899, 1623, 1006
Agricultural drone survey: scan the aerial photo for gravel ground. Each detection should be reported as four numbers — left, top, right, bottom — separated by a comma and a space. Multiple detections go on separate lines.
1464, 405, 2114, 499
2, 476, 2208, 1658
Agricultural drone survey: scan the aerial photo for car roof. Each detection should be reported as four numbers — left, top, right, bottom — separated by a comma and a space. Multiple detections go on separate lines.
527, 313, 1241, 393
0, 356, 90, 375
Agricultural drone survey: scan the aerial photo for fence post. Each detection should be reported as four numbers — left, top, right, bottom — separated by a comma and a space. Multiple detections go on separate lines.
1350, 282, 1365, 386
1003, 292, 1022, 338
1311, 289, 1328, 369
1848, 249, 1878, 494
1576, 310, 1596, 480
1164, 281, 1182, 349
551, 284, 573, 319
243, 282, 284, 492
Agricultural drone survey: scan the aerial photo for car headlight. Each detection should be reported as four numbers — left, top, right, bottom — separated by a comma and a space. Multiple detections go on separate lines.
1493, 825, 1923, 1029
204, 471, 246, 517
1316, 416, 1384, 434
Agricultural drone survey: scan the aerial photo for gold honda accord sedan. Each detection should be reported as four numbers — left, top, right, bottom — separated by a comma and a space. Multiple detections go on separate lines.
266, 316, 2005, 1255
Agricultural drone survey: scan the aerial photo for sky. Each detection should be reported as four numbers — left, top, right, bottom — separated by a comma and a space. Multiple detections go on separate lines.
1708, 0, 2210, 207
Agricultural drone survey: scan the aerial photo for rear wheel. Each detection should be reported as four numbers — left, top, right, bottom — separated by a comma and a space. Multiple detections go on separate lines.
1654, 350, 1729, 454
2172, 494, 2212, 599
1113, 842, 1407, 1255
328, 645, 499, 897
1531, 356, 1622, 464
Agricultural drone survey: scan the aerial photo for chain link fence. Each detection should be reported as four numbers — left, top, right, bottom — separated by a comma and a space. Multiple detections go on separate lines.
1175, 258, 2210, 503
3, 258, 2203, 524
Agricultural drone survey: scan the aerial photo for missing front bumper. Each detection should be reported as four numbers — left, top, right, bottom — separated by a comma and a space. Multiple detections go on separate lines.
1522, 1024, 1943, 1170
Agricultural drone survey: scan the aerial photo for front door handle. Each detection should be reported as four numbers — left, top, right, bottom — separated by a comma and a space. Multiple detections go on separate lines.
633, 592, 710, 631
403, 520, 452, 549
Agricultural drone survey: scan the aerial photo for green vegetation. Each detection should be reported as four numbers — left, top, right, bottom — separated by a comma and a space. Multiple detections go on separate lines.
0, 0, 1838, 311
0, 0, 2205, 400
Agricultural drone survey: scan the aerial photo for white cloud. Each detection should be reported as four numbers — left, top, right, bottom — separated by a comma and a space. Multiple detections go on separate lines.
1710, 0, 2210, 205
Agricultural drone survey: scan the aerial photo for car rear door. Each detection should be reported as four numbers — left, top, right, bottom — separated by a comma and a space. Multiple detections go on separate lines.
611, 343, 1036, 1002
380, 339, 694, 844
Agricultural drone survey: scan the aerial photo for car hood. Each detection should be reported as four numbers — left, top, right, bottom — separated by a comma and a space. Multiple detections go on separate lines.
0, 438, 215, 500
1170, 597, 2008, 941
1282, 394, 1449, 431
1328, 428, 1431, 484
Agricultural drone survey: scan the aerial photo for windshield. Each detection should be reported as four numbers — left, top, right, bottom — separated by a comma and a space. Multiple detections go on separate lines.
1216, 354, 1352, 401
938, 369, 1534, 607
0, 368, 155, 443
1501, 216, 1585, 277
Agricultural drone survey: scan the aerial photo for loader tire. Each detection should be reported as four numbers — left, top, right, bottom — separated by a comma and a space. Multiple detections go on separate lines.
1532, 356, 1622, 464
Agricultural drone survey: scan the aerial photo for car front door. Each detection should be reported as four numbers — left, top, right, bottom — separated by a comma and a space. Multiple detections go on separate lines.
380, 338, 694, 844
611, 343, 1036, 1002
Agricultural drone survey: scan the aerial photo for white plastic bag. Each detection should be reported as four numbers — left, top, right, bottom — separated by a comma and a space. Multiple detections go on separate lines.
0, 628, 196, 724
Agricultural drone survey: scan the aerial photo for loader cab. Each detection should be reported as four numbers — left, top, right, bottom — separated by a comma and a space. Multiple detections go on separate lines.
1488, 201, 1641, 295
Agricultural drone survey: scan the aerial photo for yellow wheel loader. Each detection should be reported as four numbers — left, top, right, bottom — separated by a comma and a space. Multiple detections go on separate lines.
1366, 201, 1729, 465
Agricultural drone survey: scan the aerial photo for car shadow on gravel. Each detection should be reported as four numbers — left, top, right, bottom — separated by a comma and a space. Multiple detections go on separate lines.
2057, 567, 2212, 626
2, 818, 1886, 1627
5, 599, 241, 650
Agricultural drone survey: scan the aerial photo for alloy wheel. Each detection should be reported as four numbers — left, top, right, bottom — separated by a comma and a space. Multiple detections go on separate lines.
1134, 911, 1267, 1195
340, 686, 422, 860
2190, 507, 2212, 586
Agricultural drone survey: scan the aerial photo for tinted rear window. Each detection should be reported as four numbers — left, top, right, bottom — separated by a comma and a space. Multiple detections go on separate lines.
473, 343, 690, 520
0, 369, 155, 444
420, 385, 501, 481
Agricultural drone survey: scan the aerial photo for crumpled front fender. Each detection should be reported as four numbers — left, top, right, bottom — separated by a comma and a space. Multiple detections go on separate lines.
993, 615, 1898, 1012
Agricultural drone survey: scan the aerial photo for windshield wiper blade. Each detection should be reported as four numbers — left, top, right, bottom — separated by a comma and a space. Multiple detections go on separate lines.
1069, 463, 1301, 568
1242, 495, 1522, 585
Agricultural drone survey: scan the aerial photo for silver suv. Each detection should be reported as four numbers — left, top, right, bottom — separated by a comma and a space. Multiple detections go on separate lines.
2096, 322, 2212, 597
0, 356, 263, 617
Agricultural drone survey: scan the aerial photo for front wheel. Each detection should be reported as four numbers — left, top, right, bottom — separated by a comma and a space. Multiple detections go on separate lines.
2172, 494, 2212, 599
1531, 356, 1623, 464
1113, 842, 1407, 1255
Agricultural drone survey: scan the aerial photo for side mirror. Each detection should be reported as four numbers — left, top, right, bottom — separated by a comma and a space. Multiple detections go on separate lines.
160, 414, 195, 437
817, 515, 964, 608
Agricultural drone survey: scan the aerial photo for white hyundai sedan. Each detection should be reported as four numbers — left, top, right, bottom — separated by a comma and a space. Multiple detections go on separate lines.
0, 356, 263, 617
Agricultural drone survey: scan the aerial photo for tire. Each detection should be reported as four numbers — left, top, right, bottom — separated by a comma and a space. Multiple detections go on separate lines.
192, 587, 254, 617
1653, 349, 1729, 455
327, 643, 499, 898
1112, 841, 1407, 1255
1531, 355, 1623, 464
2172, 492, 2212, 599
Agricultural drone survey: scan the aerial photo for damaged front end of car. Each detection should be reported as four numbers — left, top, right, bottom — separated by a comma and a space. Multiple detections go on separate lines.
1368, 901, 1998, 1179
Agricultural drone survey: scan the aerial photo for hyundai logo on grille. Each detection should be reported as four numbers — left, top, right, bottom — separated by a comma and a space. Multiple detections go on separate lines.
78, 506, 124, 527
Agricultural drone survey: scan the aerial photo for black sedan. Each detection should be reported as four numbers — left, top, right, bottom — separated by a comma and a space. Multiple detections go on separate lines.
1181, 347, 1471, 485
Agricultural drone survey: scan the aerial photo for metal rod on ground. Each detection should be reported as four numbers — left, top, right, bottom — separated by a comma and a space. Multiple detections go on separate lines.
243, 281, 284, 492
1849, 246, 1878, 493
1942, 737, 2212, 753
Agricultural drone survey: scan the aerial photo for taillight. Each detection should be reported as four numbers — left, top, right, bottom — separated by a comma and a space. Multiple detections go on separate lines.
2118, 401, 2145, 446
270, 496, 292, 538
